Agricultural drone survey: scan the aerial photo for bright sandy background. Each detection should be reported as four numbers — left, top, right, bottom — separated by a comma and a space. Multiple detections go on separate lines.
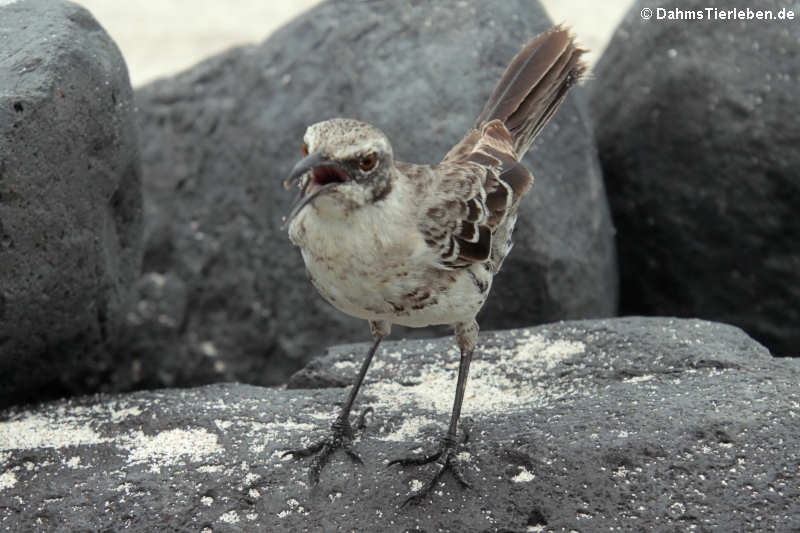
73, 0, 633, 87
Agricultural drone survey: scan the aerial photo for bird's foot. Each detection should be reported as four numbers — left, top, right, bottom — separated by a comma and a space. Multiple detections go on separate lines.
388, 430, 471, 506
282, 407, 372, 485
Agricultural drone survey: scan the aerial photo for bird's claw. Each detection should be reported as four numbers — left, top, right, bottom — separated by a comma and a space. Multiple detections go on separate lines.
389, 431, 472, 506
354, 406, 373, 431
281, 407, 373, 485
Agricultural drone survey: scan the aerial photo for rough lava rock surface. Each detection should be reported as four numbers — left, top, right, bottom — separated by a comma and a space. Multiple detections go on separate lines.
590, 0, 800, 356
0, 0, 142, 408
2, 318, 798, 532
129, 0, 617, 391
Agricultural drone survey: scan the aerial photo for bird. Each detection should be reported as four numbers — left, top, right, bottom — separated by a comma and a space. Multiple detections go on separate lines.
281, 26, 586, 505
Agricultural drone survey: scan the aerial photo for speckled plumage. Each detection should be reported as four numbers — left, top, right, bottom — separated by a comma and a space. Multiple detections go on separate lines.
288, 120, 528, 330
281, 26, 586, 502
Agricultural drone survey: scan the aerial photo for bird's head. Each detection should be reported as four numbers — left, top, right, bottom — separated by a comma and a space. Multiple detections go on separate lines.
282, 118, 394, 228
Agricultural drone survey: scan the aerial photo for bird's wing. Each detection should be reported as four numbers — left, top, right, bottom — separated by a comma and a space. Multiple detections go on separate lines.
418, 120, 532, 269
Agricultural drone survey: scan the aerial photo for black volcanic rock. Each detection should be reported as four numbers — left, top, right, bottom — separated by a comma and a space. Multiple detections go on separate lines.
129, 0, 617, 390
0, 0, 142, 408
1, 318, 797, 531
590, 0, 800, 355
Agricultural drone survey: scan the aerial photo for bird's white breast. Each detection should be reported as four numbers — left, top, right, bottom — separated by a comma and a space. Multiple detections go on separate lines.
288, 179, 489, 327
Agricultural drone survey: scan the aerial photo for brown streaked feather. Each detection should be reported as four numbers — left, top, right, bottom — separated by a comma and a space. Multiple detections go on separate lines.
455, 226, 491, 262
474, 25, 586, 157
484, 173, 511, 227
465, 198, 484, 222
442, 238, 456, 262
445, 26, 586, 163
442, 129, 481, 164
421, 120, 533, 269
465, 151, 500, 168
456, 220, 477, 242
499, 160, 533, 199
480, 120, 515, 147
418, 162, 531, 269
473, 121, 533, 218
413, 161, 487, 269
475, 28, 571, 127
422, 26, 584, 270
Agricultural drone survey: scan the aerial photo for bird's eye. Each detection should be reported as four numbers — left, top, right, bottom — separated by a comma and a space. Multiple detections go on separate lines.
360, 153, 377, 171
301, 143, 309, 156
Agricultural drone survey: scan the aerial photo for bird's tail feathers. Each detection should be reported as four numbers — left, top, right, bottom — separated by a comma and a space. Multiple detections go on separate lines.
473, 25, 587, 158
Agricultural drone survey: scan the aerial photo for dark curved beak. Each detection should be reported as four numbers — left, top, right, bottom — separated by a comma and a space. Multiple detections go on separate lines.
283, 151, 326, 190
281, 152, 348, 230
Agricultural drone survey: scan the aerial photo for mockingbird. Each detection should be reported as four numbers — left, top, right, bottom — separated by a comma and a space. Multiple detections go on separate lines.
281, 26, 586, 505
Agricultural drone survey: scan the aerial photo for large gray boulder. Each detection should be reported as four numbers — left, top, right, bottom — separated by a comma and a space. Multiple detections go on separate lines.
590, 0, 800, 355
1, 317, 797, 531
0, 0, 142, 408
129, 0, 617, 390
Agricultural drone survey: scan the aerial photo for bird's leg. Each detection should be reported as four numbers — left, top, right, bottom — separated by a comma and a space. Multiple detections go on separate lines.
283, 321, 389, 485
389, 320, 478, 506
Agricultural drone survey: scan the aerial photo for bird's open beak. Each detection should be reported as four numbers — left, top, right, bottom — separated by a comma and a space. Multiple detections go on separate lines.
282, 152, 350, 229
283, 151, 326, 190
